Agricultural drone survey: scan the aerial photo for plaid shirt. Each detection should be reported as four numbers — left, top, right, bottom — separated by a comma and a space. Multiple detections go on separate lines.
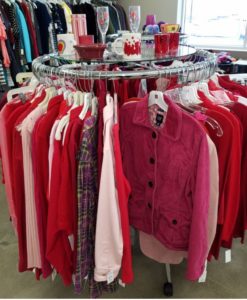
75, 115, 118, 298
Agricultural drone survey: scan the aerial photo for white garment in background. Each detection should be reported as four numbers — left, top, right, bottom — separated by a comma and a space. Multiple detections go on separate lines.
94, 95, 123, 283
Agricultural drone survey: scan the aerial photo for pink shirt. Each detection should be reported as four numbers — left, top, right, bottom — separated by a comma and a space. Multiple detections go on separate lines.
139, 135, 219, 265
20, 106, 47, 269
94, 95, 123, 282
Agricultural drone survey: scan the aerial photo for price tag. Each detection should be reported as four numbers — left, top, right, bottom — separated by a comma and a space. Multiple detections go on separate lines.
107, 270, 114, 284
119, 279, 126, 288
72, 274, 76, 285
68, 234, 74, 251
225, 250, 232, 263
198, 261, 207, 283
52, 269, 57, 281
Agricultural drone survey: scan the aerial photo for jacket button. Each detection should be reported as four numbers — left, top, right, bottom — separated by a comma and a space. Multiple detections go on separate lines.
148, 181, 153, 188
148, 202, 152, 209
149, 157, 155, 164
172, 219, 177, 225
152, 132, 157, 139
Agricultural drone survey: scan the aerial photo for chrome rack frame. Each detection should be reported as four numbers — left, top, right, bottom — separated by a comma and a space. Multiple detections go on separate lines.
32, 48, 217, 84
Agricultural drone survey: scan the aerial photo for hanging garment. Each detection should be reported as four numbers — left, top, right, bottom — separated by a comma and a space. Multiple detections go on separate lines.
46, 124, 73, 286
32, 94, 64, 278
94, 95, 123, 283
75, 114, 98, 293
57, 106, 90, 272
0, 59, 7, 88
224, 102, 247, 242
112, 95, 133, 284
19, 1, 39, 59
74, 113, 118, 298
0, 16, 10, 68
198, 91, 242, 246
120, 95, 210, 281
1, 1, 22, 69
61, 1, 72, 33
34, 1, 52, 55
0, 99, 26, 232
139, 135, 219, 265
11, 90, 46, 272
15, 3, 32, 63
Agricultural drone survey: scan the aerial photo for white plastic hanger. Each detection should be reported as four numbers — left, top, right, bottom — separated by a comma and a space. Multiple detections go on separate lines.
55, 114, 70, 141
210, 73, 221, 88
148, 90, 168, 112
16, 72, 33, 84
79, 93, 92, 120
7, 82, 38, 102
38, 87, 57, 109
55, 91, 84, 141
180, 86, 201, 105
192, 82, 215, 102
91, 96, 98, 116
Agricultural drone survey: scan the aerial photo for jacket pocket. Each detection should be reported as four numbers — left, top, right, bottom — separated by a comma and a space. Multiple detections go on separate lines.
128, 195, 144, 221
157, 210, 191, 250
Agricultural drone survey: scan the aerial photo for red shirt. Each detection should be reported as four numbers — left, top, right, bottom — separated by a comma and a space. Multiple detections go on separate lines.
46, 136, 73, 285
32, 95, 63, 278
112, 122, 133, 284
208, 80, 238, 102
225, 102, 247, 242
218, 76, 247, 98
199, 91, 242, 246
57, 107, 89, 270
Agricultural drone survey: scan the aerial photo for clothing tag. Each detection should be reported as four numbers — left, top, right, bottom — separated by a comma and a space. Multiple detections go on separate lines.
119, 279, 126, 288
107, 270, 114, 284
225, 250, 231, 263
72, 274, 76, 285
55, 23, 58, 29
52, 269, 57, 281
68, 234, 74, 251
198, 261, 207, 283
156, 113, 164, 127
32, 268, 36, 274
19, 93, 27, 104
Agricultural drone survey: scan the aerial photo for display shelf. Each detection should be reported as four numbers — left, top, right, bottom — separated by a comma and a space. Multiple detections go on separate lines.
50, 45, 196, 64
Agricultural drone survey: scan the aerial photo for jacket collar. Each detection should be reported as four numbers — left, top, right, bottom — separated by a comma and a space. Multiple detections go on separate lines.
133, 94, 182, 141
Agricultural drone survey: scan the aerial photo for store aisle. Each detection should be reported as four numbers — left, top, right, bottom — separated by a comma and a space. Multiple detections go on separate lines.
1, 179, 247, 298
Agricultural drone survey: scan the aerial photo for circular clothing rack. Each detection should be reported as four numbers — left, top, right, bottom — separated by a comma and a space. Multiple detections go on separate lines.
32, 46, 217, 84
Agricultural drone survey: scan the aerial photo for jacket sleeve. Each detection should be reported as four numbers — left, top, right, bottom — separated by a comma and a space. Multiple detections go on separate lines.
186, 133, 210, 281
206, 136, 219, 252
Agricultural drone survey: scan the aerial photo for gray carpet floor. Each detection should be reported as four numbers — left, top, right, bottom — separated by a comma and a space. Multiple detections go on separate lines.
1, 180, 247, 298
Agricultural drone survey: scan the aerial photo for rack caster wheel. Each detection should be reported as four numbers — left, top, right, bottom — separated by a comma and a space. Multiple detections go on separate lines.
163, 282, 173, 297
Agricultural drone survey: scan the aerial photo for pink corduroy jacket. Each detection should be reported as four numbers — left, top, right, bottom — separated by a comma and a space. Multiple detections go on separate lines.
120, 95, 210, 281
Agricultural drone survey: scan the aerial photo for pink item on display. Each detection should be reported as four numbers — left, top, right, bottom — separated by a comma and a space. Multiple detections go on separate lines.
71, 14, 87, 45
78, 35, 94, 45
146, 15, 156, 26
